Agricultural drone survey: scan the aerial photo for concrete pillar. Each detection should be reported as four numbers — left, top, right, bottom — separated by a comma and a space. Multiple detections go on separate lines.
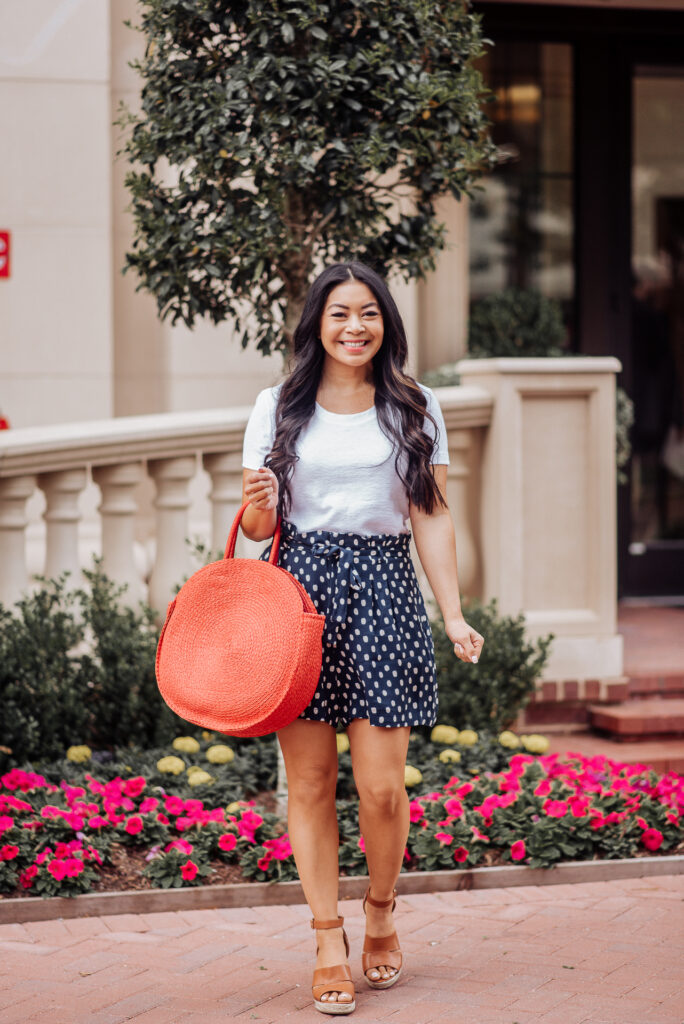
92, 461, 146, 604
0, 475, 36, 607
148, 456, 197, 615
38, 469, 88, 585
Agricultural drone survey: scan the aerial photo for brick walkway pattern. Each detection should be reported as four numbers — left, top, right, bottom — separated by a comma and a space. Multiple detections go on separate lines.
1, 876, 683, 1024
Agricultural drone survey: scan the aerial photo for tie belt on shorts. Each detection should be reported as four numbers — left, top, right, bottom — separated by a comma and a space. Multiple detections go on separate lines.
280, 524, 410, 647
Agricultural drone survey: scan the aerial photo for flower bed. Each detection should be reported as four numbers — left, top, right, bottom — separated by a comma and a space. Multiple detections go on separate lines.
1, 731, 682, 899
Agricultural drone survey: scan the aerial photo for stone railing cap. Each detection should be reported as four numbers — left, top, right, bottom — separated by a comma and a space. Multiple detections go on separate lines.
456, 356, 622, 375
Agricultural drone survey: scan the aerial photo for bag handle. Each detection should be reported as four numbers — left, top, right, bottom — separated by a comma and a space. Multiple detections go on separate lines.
224, 500, 281, 565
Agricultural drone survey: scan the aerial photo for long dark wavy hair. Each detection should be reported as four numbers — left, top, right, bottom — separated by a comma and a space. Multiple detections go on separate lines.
266, 261, 446, 517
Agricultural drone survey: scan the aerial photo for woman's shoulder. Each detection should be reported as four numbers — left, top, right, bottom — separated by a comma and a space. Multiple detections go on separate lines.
252, 384, 282, 413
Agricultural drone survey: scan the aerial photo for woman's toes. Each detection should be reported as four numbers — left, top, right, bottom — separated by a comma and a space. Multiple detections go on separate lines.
367, 969, 380, 980
338, 992, 352, 1003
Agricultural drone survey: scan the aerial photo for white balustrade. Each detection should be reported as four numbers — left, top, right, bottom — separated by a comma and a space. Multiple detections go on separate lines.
92, 462, 145, 605
0, 475, 36, 607
148, 456, 197, 615
38, 468, 88, 586
445, 430, 477, 596
203, 451, 245, 557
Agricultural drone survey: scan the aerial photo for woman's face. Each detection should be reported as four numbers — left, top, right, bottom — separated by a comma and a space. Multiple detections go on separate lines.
319, 280, 384, 370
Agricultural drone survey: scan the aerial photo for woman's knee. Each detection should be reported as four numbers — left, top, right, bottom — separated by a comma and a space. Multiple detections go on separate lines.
356, 778, 406, 817
286, 761, 337, 803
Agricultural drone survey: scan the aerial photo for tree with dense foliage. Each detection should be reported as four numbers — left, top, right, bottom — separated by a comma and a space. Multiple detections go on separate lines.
119, 0, 496, 354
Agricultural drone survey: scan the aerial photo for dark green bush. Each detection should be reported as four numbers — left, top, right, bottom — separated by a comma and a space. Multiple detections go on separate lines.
431, 599, 553, 733
0, 566, 189, 768
468, 287, 567, 358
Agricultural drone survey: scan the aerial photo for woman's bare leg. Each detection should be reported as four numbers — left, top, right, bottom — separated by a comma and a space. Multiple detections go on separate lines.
347, 718, 410, 983
277, 718, 351, 1005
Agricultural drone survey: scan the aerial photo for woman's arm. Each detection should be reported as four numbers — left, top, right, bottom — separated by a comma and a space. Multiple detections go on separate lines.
240, 467, 279, 541
409, 465, 484, 664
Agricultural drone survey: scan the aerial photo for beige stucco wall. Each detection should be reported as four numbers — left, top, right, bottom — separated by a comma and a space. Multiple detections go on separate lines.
0, 1, 467, 430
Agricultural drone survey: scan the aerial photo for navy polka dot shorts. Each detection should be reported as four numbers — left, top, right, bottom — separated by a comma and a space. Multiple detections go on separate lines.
261, 521, 438, 729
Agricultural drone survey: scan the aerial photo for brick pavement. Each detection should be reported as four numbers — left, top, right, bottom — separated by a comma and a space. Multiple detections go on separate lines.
0, 876, 683, 1024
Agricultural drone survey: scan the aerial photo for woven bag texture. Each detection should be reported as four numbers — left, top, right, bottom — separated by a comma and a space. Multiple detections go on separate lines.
155, 505, 325, 737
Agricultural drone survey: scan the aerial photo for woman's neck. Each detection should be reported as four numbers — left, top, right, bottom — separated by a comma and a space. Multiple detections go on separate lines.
317, 361, 375, 413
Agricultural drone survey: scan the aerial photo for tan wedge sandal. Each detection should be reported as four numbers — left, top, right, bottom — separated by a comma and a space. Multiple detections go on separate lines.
362, 887, 403, 990
311, 916, 356, 1015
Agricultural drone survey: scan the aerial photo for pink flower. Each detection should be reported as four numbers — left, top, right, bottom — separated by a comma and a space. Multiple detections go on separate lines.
64, 858, 84, 877
180, 860, 198, 881
0, 815, 15, 834
241, 810, 263, 831
165, 796, 184, 815
123, 777, 146, 798
511, 840, 526, 861
218, 833, 237, 853
87, 816, 108, 830
165, 839, 193, 855
124, 815, 144, 835
543, 799, 569, 818
19, 865, 38, 888
453, 846, 468, 863
434, 832, 453, 845
358, 836, 366, 853
409, 800, 426, 823
641, 828, 664, 852
534, 779, 552, 797
470, 825, 490, 843
139, 797, 159, 814
443, 798, 464, 818
156, 813, 170, 825
256, 856, 271, 872
48, 859, 67, 881
0, 844, 19, 861
36, 848, 52, 865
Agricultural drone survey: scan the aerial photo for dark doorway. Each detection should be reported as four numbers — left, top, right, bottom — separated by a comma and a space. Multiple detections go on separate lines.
475, 3, 684, 596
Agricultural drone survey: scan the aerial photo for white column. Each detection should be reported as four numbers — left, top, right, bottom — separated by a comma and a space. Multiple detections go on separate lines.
0, 475, 36, 608
92, 462, 145, 605
147, 456, 196, 615
38, 469, 88, 586
202, 451, 244, 557
446, 429, 477, 597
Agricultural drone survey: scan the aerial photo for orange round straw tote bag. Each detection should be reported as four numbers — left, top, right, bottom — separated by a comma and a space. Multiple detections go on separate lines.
155, 501, 325, 737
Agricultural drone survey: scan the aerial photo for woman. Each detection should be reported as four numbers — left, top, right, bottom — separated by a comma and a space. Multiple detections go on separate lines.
241, 262, 483, 1015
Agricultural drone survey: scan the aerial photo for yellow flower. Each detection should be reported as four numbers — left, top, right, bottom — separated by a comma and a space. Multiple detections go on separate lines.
205, 744, 234, 764
226, 801, 242, 814
219, 148, 229, 158
202, 730, 212, 740
172, 736, 200, 754
404, 765, 423, 788
457, 729, 479, 747
336, 733, 350, 755
498, 731, 521, 750
521, 734, 550, 754
430, 725, 460, 745
156, 755, 185, 775
66, 745, 92, 763
438, 748, 461, 764
187, 769, 213, 787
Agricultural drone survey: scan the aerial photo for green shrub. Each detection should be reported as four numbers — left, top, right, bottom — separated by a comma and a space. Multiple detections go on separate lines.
0, 566, 189, 768
468, 287, 567, 358
431, 599, 553, 734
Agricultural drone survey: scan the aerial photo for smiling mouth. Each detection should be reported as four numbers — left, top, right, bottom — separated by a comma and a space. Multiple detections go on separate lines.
340, 339, 370, 349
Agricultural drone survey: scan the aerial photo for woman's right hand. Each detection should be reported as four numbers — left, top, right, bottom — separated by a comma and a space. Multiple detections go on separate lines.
244, 467, 279, 511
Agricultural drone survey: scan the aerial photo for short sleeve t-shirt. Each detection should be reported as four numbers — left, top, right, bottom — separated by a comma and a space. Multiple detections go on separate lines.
242, 383, 449, 536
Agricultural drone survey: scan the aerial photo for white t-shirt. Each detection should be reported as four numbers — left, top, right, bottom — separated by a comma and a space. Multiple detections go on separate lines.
242, 384, 449, 536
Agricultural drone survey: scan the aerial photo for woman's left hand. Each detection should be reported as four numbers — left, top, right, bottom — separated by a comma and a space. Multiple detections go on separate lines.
445, 616, 484, 664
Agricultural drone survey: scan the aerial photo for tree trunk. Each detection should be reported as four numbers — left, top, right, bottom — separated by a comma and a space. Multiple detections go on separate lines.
280, 187, 314, 349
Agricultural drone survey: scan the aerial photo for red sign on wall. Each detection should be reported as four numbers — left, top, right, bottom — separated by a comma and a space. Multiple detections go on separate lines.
0, 231, 10, 278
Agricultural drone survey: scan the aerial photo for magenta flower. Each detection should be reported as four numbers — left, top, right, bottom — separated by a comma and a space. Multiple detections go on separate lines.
124, 815, 144, 835
0, 844, 19, 861
48, 859, 67, 881
64, 858, 84, 877
443, 797, 464, 818
218, 833, 237, 852
19, 865, 38, 888
139, 797, 159, 814
409, 800, 426, 823
434, 832, 453, 846
534, 779, 552, 797
123, 777, 146, 798
358, 836, 366, 853
87, 816, 108, 829
241, 810, 264, 831
165, 839, 193, 855
165, 796, 184, 815
641, 828, 664, 851
470, 825, 490, 843
256, 856, 271, 872
511, 840, 526, 861
453, 846, 468, 863
180, 860, 198, 881
543, 799, 569, 818
0, 815, 15, 834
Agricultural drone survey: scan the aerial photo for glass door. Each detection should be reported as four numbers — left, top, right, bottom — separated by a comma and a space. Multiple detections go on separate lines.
628, 67, 684, 593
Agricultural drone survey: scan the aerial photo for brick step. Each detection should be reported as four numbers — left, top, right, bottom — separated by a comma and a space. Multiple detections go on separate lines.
589, 697, 684, 740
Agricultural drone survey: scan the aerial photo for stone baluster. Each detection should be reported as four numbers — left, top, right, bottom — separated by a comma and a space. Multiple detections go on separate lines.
92, 462, 145, 605
446, 429, 478, 597
147, 456, 197, 616
202, 451, 245, 558
0, 475, 36, 608
38, 469, 88, 586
